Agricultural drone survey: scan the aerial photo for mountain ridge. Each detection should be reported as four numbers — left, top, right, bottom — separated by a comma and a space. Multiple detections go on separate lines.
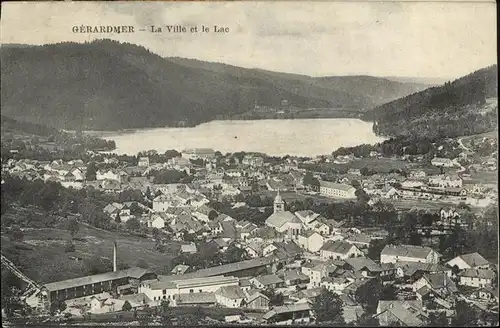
368, 64, 498, 138
1, 39, 430, 130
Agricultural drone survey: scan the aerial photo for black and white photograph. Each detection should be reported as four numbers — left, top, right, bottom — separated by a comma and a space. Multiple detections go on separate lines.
0, 0, 498, 326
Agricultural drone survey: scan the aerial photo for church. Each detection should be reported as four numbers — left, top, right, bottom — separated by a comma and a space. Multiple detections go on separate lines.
265, 190, 304, 238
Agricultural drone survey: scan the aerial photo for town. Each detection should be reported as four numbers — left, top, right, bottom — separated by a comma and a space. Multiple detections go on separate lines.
1, 132, 498, 326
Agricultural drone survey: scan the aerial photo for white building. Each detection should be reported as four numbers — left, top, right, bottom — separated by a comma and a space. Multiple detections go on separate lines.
428, 175, 463, 188
319, 181, 356, 199
152, 195, 172, 212
181, 148, 216, 160
139, 275, 239, 304
265, 191, 304, 238
138, 157, 150, 167
431, 157, 455, 168
458, 269, 496, 288
320, 241, 363, 260
215, 286, 246, 308
446, 253, 490, 270
380, 245, 441, 264
297, 231, 325, 253
146, 213, 168, 229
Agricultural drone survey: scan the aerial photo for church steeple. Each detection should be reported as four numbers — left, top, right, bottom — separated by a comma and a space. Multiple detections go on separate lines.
273, 189, 285, 213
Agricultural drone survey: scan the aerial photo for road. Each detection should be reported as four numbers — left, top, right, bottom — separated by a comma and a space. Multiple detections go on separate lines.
458, 137, 471, 152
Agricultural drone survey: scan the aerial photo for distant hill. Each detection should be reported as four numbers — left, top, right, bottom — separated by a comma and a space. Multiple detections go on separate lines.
1, 39, 429, 130
368, 65, 498, 138
383, 76, 448, 85
1, 114, 58, 137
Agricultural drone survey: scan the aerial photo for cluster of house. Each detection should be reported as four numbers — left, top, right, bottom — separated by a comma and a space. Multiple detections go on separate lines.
25, 234, 498, 326
22, 184, 498, 325
4, 147, 498, 324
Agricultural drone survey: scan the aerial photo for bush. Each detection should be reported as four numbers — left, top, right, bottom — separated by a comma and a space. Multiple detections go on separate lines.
122, 300, 132, 311
64, 241, 75, 253
136, 259, 149, 269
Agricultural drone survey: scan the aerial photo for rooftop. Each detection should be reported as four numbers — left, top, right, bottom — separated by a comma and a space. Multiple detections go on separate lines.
216, 286, 246, 299
42, 267, 153, 292
319, 181, 355, 192
321, 240, 356, 254
381, 244, 437, 259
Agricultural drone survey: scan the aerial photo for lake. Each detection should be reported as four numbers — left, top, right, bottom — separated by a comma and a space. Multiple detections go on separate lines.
93, 119, 386, 157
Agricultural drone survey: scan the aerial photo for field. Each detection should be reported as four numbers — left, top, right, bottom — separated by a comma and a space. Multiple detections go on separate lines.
1, 223, 181, 285
316, 158, 441, 175
463, 171, 498, 186
391, 199, 483, 214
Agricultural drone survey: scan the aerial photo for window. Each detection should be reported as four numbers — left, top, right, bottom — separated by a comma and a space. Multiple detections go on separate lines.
163, 289, 166, 295
190, 289, 194, 293
199, 290, 202, 293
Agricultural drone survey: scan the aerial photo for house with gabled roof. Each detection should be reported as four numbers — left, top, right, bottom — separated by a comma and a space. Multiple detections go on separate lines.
302, 260, 339, 287
145, 213, 169, 229
319, 181, 356, 199
446, 252, 490, 270
320, 241, 363, 260
262, 303, 312, 325
249, 274, 284, 289
297, 230, 324, 253
103, 202, 132, 222
265, 211, 303, 237
343, 257, 382, 277
375, 300, 427, 327
215, 286, 246, 308
380, 244, 440, 264
245, 290, 269, 310
244, 242, 266, 259
192, 205, 217, 223
458, 268, 496, 288
412, 272, 458, 299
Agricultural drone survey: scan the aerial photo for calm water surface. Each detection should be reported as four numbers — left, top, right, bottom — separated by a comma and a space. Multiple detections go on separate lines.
95, 119, 386, 157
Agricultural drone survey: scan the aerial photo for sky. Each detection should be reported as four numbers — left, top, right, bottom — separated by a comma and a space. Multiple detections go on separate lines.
1, 1, 497, 79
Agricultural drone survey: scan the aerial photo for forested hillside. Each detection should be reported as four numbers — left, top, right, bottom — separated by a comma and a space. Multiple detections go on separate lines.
368, 65, 498, 138
1, 39, 428, 130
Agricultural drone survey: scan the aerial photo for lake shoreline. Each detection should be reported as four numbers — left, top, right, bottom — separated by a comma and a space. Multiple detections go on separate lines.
85, 118, 386, 157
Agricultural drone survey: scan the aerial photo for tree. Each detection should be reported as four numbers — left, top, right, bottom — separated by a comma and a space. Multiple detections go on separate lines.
9, 226, 24, 242
367, 239, 387, 262
224, 245, 249, 264
122, 300, 132, 311
351, 179, 361, 189
159, 300, 171, 325
208, 210, 218, 221
86, 162, 97, 181
262, 289, 285, 307
380, 284, 398, 301
311, 288, 345, 324
452, 300, 479, 326
64, 240, 75, 253
355, 278, 382, 314
58, 301, 67, 312
152, 227, 160, 240
351, 313, 380, 327
427, 312, 448, 326
1, 269, 23, 314
84, 256, 112, 275
66, 217, 79, 237
408, 232, 423, 246
129, 202, 142, 215
136, 259, 149, 269
125, 217, 141, 231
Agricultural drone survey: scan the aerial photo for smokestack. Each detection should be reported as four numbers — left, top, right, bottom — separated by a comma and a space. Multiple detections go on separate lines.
113, 240, 117, 272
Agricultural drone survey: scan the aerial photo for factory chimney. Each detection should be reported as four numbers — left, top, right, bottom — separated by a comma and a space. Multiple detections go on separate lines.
113, 240, 117, 272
